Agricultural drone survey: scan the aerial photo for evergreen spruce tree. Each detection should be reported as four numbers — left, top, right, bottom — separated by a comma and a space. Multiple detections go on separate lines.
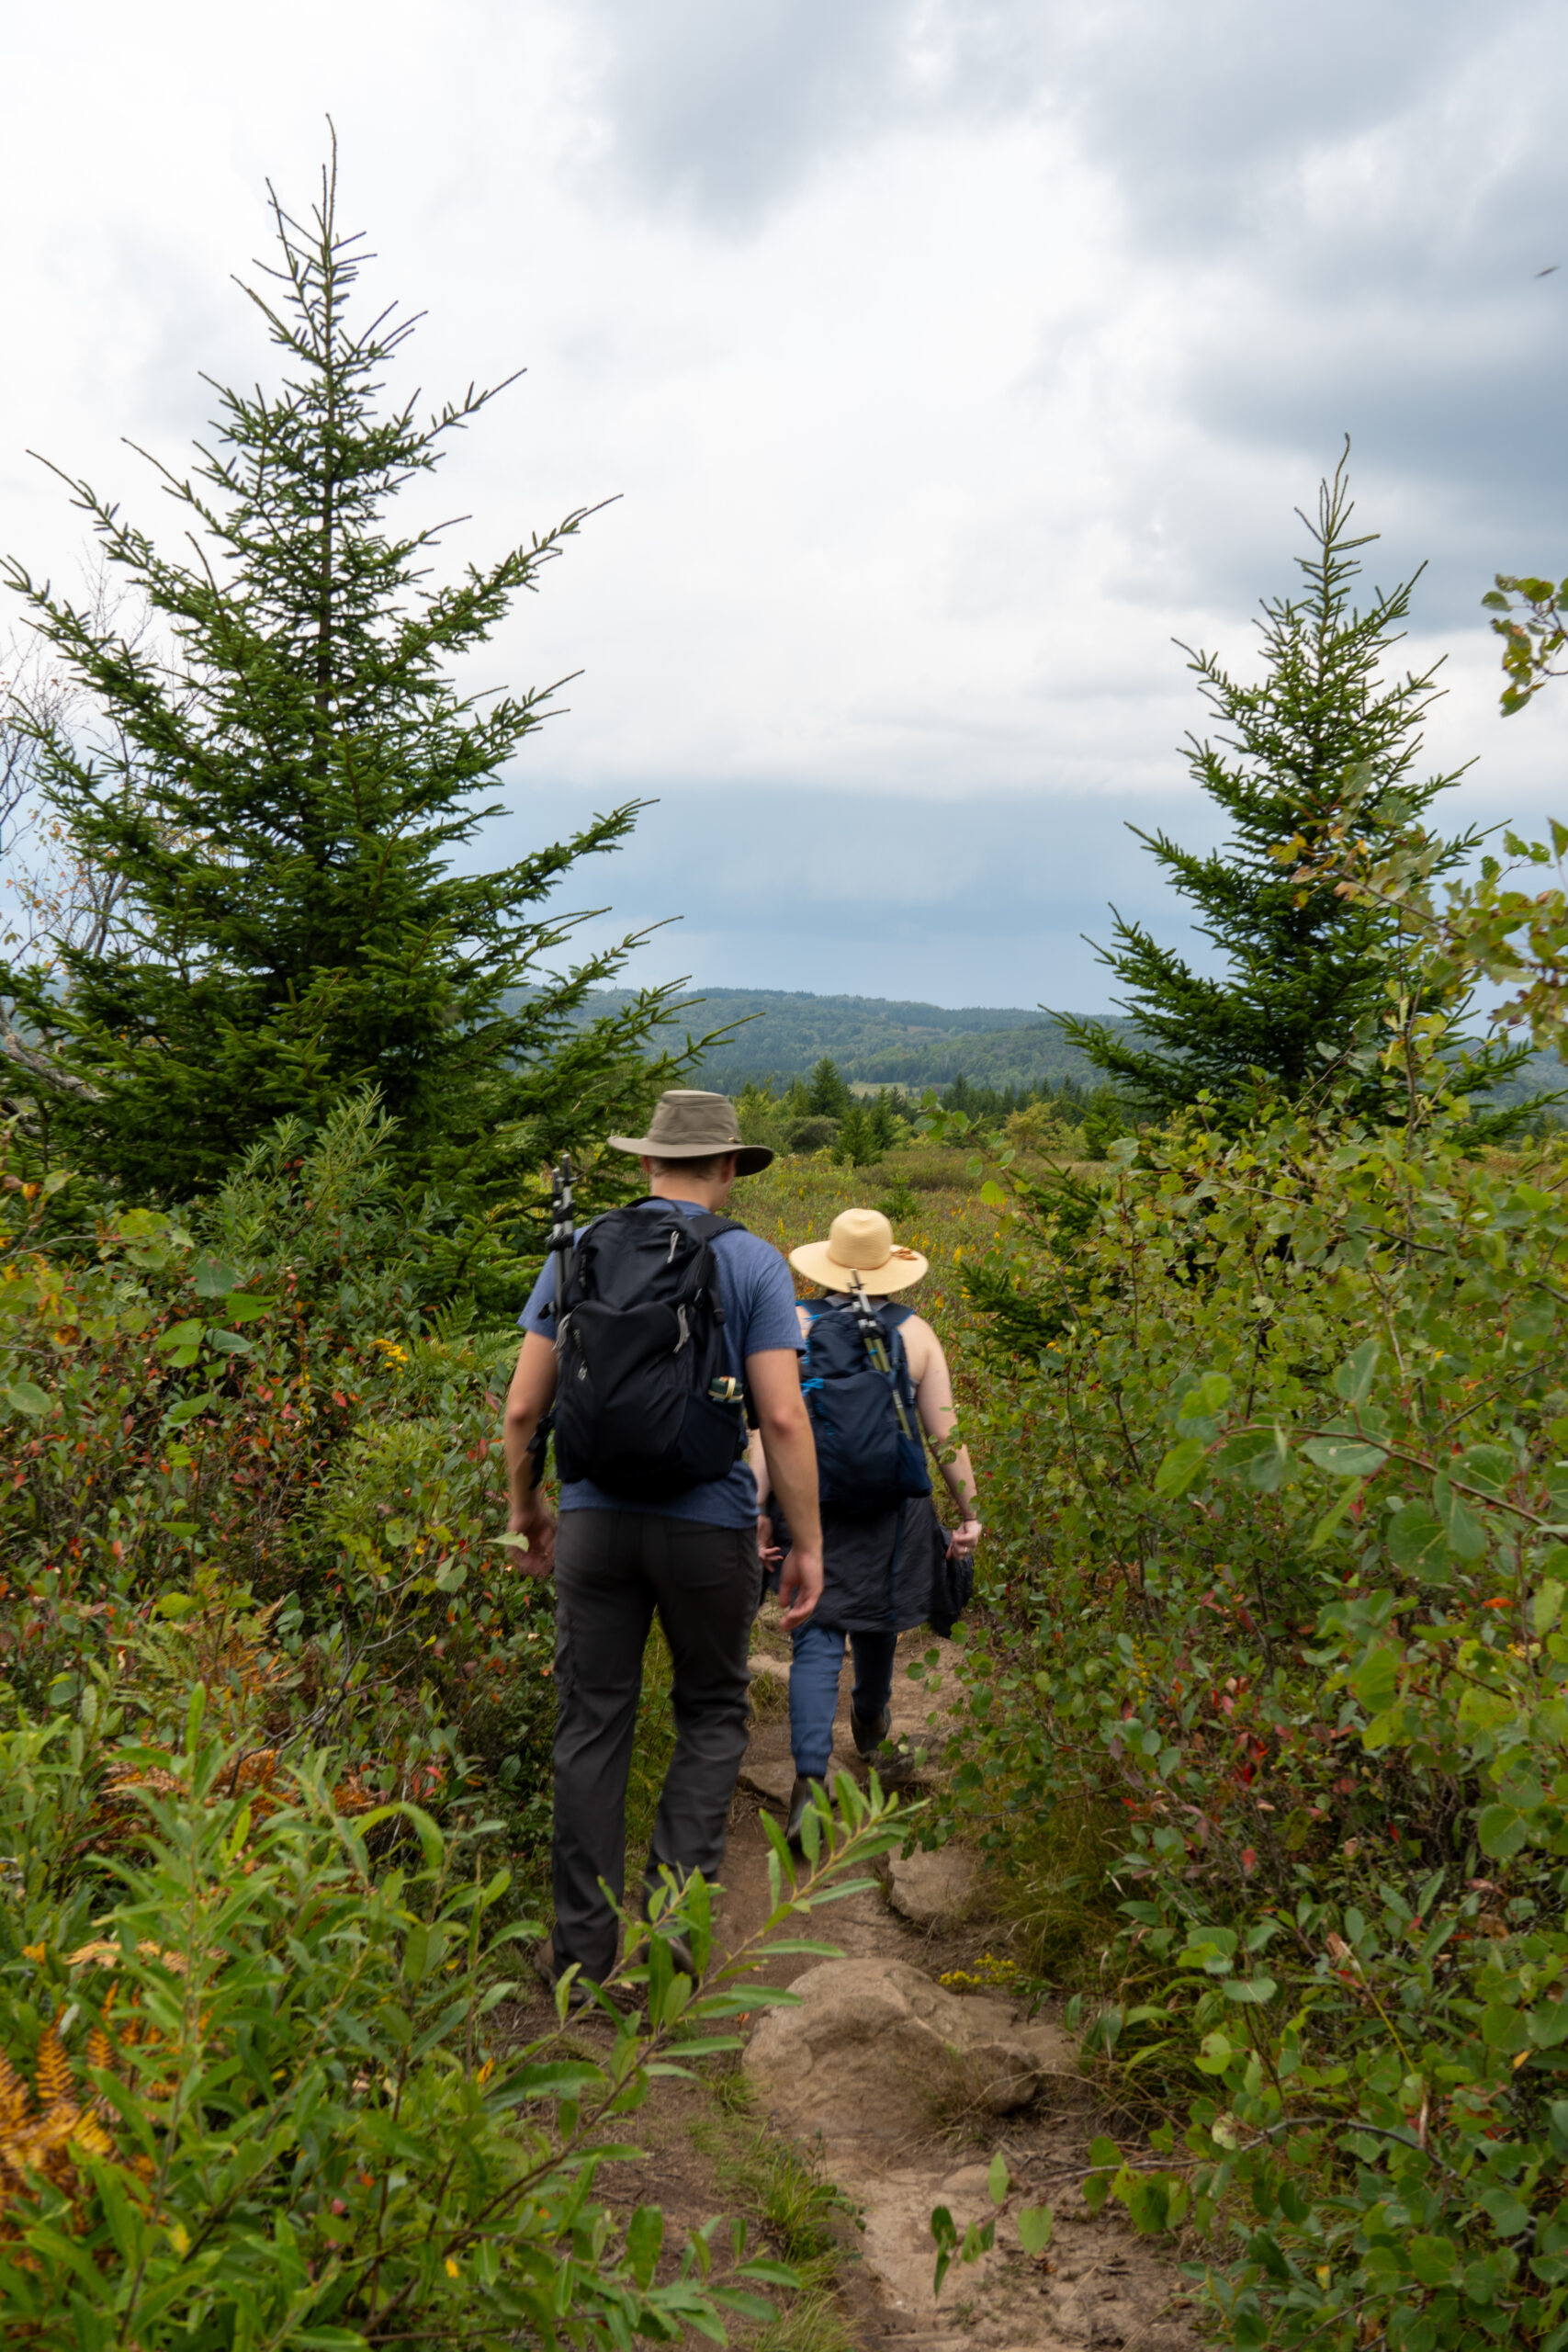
1063, 455, 1534, 1125
1, 144, 689, 1207
807, 1057, 852, 1117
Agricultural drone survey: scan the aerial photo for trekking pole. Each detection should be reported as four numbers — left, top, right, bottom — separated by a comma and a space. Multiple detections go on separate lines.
527, 1151, 574, 1491
847, 1271, 915, 1442
547, 1150, 575, 1306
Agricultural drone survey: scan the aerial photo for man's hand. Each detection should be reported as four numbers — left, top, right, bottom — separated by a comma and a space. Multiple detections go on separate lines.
779, 1544, 823, 1630
947, 1519, 982, 1561
507, 1497, 558, 1578
757, 1510, 782, 1569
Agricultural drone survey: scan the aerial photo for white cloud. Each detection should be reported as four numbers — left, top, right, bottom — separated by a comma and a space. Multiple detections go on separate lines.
3, 0, 1566, 1007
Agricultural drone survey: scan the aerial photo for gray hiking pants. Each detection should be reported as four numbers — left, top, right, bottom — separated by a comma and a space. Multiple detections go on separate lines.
551, 1510, 759, 1982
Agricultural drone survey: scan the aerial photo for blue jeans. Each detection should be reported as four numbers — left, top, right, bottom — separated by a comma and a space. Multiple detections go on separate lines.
789, 1621, 898, 1779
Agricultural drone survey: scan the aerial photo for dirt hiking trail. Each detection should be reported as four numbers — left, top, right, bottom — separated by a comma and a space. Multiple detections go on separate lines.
516, 1613, 1201, 2351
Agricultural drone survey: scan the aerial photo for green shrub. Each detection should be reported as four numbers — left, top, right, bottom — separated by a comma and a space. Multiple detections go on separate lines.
936, 842, 1568, 2347
0, 1721, 904, 2350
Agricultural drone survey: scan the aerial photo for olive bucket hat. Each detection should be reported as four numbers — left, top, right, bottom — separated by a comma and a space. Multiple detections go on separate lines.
606, 1089, 773, 1175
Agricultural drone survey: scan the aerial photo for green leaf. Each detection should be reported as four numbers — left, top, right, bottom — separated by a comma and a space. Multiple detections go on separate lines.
164, 1391, 221, 1428
987, 2153, 1010, 2205
1349, 1645, 1400, 1713
206, 1328, 255, 1356
1387, 1502, 1449, 1577
1221, 1976, 1277, 2005
1301, 1435, 1386, 1477
1477, 1802, 1532, 1860
1216, 1425, 1289, 1492
1308, 1476, 1367, 1552
1332, 1340, 1381, 1405
735, 2260, 799, 2287
1017, 2203, 1054, 2256
1084, 2135, 1121, 2213
353, 1801, 445, 1871
626, 2204, 663, 2289
1461, 1444, 1517, 1497
1, 1380, 52, 1419
1181, 1371, 1232, 1418
1534, 1578, 1565, 1636
1435, 1474, 1489, 1561
1126, 2175, 1171, 2233
1154, 1437, 1206, 1498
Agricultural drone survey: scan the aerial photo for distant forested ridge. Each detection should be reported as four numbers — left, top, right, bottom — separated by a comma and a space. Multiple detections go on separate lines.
508, 986, 1122, 1091
522, 985, 1565, 1108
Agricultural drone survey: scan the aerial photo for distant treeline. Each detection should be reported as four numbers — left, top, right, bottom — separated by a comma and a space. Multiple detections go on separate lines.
522, 986, 1135, 1094
528, 986, 1567, 1115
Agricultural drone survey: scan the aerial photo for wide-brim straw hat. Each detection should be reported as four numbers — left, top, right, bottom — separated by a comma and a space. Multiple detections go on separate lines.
789, 1206, 928, 1295
607, 1088, 773, 1175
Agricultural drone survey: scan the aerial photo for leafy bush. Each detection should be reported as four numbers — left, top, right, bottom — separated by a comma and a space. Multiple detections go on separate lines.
0, 1713, 903, 2350
939, 825, 1568, 2348
0, 1097, 558, 1883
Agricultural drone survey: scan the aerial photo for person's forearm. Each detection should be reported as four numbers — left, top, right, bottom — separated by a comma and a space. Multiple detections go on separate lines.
940, 1442, 977, 1519
504, 1408, 544, 1521
761, 1416, 822, 1556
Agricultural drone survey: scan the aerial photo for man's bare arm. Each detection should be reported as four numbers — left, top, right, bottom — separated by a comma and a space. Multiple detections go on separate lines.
502, 1331, 560, 1577
747, 1347, 823, 1629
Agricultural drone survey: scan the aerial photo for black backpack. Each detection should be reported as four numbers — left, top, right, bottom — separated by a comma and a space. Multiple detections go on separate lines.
801, 1297, 932, 1514
550, 1200, 750, 1502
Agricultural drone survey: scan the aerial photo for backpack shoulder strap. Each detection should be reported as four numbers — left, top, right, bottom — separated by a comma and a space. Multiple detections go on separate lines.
682, 1213, 746, 1242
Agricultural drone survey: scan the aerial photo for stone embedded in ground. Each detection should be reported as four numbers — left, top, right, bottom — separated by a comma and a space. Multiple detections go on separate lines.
744, 1955, 1075, 2141
885, 1843, 978, 1929
737, 1758, 797, 1810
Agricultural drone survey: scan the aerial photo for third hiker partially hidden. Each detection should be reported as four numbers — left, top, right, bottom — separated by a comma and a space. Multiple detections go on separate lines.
752, 1205, 982, 1844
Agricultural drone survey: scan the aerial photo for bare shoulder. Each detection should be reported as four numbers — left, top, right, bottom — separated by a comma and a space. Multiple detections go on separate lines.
897, 1309, 942, 1375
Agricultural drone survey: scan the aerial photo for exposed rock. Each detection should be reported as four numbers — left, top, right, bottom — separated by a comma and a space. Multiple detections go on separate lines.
886, 1843, 978, 1929
744, 1956, 1075, 2143
737, 1758, 797, 1810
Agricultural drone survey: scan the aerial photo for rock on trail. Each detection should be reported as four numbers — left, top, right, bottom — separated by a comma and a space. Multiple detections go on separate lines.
885, 1844, 979, 1929
746, 1957, 1073, 2139
720, 1615, 1198, 2350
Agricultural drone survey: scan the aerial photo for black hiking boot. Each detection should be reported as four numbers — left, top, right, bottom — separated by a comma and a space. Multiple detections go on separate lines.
532, 1935, 625, 2016
786, 1773, 829, 1850
635, 1871, 701, 1984
850, 1702, 892, 1759
626, 1927, 701, 1984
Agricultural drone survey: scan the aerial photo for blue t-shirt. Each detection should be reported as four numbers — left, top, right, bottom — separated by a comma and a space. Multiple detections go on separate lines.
518, 1196, 804, 1529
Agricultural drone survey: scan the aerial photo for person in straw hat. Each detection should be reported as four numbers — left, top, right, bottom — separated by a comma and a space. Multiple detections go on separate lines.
504, 1090, 824, 1998
754, 1205, 981, 1846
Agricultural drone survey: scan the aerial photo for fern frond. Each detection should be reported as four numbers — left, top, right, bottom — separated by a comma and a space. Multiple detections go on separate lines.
35, 2026, 73, 2117
68, 2112, 114, 2161
0, 2048, 31, 2133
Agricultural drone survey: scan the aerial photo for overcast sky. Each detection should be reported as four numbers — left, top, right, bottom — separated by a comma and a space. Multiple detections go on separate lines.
5, 0, 1567, 1009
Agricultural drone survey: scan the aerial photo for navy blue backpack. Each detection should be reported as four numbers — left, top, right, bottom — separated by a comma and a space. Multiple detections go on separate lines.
801, 1296, 931, 1513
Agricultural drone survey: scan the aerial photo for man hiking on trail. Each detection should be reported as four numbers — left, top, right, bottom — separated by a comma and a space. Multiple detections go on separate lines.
752, 1205, 981, 1848
502, 1090, 824, 1996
